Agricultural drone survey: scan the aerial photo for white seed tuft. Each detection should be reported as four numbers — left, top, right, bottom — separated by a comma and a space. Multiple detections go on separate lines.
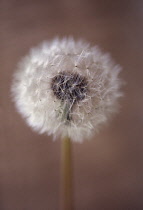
11, 38, 123, 142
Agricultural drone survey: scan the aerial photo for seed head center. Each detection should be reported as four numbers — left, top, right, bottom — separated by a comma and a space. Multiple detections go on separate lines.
51, 72, 88, 103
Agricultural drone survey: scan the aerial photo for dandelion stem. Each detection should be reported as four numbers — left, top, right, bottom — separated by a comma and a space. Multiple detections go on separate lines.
61, 136, 73, 210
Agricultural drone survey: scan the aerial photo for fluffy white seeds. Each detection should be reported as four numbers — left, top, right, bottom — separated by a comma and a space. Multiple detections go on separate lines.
11, 38, 122, 142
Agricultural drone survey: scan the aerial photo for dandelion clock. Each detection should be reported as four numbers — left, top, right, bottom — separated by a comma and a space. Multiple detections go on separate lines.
11, 38, 123, 210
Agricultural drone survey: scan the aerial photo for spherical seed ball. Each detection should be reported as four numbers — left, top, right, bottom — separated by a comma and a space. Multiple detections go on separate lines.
11, 38, 123, 142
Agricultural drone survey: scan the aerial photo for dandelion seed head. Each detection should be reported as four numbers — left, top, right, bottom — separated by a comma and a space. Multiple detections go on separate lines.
11, 38, 123, 142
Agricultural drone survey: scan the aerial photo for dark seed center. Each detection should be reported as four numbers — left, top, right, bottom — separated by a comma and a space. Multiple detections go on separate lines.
51, 72, 88, 103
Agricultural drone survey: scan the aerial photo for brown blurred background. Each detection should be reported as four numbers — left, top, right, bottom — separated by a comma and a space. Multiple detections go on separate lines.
0, 0, 143, 209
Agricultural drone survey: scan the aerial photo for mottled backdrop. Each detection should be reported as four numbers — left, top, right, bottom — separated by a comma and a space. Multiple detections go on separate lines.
0, 0, 143, 210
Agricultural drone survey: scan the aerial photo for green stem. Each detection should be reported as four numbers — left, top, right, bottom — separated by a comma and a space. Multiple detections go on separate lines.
61, 136, 73, 210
